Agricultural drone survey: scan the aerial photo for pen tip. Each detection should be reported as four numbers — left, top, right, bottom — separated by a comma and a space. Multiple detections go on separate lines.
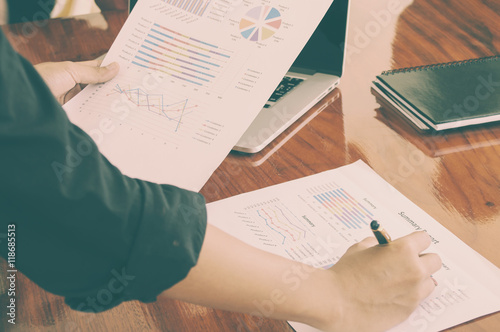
370, 220, 379, 230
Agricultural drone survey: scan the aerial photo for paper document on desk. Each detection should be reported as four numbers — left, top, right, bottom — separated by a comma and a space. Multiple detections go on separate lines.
207, 160, 500, 332
63, 0, 332, 192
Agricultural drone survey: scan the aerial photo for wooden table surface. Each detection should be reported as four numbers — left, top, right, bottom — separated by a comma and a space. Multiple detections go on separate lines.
1, 0, 500, 331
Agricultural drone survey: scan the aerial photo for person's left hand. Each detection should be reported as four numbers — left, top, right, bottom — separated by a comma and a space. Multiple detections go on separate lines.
34, 59, 120, 104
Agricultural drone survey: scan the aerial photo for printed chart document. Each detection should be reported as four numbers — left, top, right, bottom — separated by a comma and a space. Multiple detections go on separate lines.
207, 160, 500, 332
63, 0, 333, 192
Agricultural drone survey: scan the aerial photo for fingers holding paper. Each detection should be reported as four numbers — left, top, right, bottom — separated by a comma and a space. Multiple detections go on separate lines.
34, 59, 120, 104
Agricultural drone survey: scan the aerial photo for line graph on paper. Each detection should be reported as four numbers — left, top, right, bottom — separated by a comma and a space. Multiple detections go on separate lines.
108, 84, 196, 132
231, 182, 378, 267
255, 204, 307, 245
236, 199, 338, 266
73, 77, 224, 147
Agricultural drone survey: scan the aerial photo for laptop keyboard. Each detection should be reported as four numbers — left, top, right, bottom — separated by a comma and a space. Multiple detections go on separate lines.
264, 76, 305, 108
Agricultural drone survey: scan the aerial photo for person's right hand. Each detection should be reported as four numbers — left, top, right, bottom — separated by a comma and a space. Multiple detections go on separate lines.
316, 231, 442, 332
34, 59, 119, 104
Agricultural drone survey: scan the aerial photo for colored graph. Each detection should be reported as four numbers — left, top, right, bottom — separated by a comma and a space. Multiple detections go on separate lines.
256, 205, 307, 245
313, 188, 374, 230
132, 23, 232, 88
108, 84, 197, 132
239, 6, 282, 42
163, 0, 211, 16
236, 200, 337, 266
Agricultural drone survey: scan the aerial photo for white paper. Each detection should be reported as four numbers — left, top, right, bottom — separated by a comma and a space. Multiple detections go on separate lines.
207, 160, 500, 332
63, 0, 333, 192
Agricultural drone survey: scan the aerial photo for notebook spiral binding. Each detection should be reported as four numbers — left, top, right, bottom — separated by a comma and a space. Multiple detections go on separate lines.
381, 54, 500, 75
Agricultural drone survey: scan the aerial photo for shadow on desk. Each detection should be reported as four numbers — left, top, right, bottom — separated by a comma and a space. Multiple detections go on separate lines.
374, 102, 500, 158
230, 89, 344, 167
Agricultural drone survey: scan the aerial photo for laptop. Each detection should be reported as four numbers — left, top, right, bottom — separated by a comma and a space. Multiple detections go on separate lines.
234, 0, 350, 153
129, 0, 350, 153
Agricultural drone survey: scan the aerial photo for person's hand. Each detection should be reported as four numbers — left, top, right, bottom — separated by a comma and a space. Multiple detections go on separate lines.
315, 231, 442, 332
34, 59, 119, 104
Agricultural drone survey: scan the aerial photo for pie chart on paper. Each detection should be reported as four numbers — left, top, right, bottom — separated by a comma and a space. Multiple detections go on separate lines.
239, 6, 282, 42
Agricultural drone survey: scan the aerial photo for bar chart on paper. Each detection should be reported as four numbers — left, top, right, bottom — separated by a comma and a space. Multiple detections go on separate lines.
229, 181, 378, 267
158, 0, 241, 24
130, 22, 235, 92
162, 0, 211, 16
310, 186, 374, 230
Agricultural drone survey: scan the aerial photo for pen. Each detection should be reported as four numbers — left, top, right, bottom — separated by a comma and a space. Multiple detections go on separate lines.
370, 220, 391, 244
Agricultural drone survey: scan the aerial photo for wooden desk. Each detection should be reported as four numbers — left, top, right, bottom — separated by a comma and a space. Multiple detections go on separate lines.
1, 1, 500, 331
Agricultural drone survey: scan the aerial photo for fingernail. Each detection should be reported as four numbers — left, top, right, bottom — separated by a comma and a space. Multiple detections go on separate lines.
108, 62, 119, 70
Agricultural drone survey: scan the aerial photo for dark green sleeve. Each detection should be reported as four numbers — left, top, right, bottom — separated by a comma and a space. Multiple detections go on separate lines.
0, 30, 207, 312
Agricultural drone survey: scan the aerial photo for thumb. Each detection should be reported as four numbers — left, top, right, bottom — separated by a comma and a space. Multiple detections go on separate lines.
68, 61, 120, 85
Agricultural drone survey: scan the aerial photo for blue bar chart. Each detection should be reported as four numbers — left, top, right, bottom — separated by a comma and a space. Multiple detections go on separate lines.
163, 0, 211, 17
131, 22, 232, 88
313, 188, 374, 230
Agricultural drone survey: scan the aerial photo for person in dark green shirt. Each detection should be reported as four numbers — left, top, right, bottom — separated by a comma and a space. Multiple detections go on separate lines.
0, 30, 442, 332
4, 0, 128, 24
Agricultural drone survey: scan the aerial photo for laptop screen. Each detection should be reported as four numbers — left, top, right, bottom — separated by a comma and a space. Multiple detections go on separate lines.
129, 0, 139, 12
128, 0, 347, 77
291, 0, 348, 77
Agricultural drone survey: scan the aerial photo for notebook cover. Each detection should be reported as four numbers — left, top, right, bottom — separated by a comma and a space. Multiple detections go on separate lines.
372, 86, 500, 157
376, 55, 500, 128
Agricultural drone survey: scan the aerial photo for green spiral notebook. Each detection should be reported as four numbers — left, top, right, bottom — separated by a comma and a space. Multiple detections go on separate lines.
371, 55, 500, 131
